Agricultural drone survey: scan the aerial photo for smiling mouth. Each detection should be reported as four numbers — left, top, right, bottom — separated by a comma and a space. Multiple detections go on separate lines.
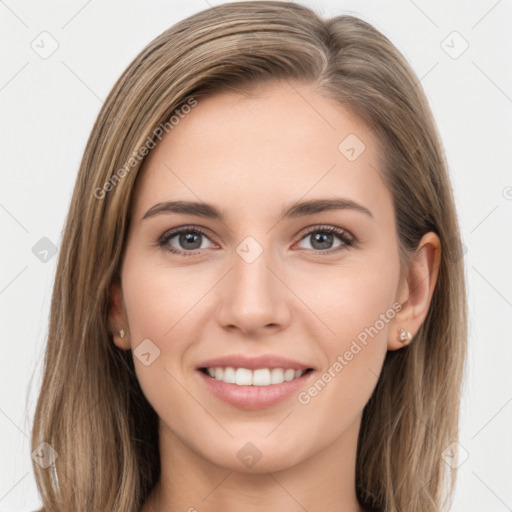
199, 367, 314, 386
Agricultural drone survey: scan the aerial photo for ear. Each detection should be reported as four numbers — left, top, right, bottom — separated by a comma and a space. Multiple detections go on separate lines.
108, 281, 130, 350
388, 231, 441, 351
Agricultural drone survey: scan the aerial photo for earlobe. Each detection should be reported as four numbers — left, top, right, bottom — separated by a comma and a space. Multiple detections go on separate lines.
108, 282, 131, 350
397, 327, 412, 344
388, 232, 441, 351
112, 327, 130, 350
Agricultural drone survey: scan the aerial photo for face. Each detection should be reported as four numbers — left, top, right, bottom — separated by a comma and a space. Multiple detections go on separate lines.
111, 81, 408, 473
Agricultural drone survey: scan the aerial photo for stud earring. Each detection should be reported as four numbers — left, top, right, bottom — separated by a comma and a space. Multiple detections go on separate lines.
118, 329, 125, 339
398, 327, 412, 344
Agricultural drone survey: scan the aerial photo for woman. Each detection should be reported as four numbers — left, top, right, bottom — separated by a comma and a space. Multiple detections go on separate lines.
31, 2, 467, 511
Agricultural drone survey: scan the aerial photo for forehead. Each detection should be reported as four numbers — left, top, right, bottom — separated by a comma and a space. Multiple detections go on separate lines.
132, 82, 391, 223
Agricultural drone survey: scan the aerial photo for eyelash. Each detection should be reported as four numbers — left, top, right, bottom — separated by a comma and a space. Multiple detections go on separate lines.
155, 224, 357, 257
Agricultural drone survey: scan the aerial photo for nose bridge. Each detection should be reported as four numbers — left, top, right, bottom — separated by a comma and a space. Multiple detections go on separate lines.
216, 232, 289, 333
234, 236, 273, 298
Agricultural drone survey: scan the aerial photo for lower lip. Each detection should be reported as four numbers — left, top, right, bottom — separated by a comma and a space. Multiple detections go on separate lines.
198, 370, 314, 410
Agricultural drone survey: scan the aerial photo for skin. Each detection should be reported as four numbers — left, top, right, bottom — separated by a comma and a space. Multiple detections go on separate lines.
108, 81, 441, 512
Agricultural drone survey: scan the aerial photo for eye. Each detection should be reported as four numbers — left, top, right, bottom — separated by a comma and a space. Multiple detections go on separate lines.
294, 225, 355, 254
156, 224, 357, 257
157, 226, 217, 256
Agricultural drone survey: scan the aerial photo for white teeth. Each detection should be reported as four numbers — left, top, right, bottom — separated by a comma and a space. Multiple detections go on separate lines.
235, 368, 252, 385
252, 369, 270, 386
270, 368, 284, 384
284, 369, 295, 381
223, 366, 236, 384
204, 366, 308, 386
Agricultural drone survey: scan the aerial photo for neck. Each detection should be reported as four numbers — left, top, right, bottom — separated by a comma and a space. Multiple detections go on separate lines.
143, 413, 365, 512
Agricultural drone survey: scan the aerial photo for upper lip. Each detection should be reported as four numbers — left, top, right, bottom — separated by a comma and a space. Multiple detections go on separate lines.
197, 354, 313, 371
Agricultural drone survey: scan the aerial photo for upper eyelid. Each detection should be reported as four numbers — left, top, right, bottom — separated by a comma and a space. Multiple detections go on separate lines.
160, 225, 216, 243
159, 224, 354, 248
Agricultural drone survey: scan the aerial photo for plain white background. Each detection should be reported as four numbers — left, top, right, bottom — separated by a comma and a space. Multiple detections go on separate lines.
1, 0, 511, 510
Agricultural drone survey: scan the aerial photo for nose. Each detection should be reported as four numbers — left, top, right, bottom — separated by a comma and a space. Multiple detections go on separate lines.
215, 242, 291, 337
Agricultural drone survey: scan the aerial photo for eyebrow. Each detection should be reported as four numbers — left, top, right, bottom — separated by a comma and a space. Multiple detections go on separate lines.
142, 197, 373, 222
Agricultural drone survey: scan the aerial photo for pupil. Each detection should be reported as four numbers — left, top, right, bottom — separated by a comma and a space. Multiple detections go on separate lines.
180, 232, 201, 250
176, 231, 334, 251
312, 232, 332, 250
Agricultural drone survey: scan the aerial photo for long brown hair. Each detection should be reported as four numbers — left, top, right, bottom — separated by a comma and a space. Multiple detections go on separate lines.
31, 2, 467, 511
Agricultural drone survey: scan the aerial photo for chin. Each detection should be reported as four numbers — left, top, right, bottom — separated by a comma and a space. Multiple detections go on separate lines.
200, 436, 311, 474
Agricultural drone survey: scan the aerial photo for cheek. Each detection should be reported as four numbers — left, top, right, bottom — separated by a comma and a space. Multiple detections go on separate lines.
293, 273, 396, 449
120, 254, 202, 391
121, 250, 208, 344
292, 250, 400, 351
292, 248, 400, 406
